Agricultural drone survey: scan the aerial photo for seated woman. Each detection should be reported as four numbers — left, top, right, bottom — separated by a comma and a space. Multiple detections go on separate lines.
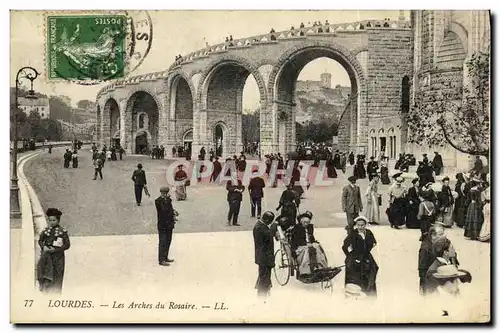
290, 211, 315, 251
290, 211, 328, 278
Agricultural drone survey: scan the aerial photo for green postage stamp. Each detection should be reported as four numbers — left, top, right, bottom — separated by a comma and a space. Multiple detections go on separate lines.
47, 15, 126, 81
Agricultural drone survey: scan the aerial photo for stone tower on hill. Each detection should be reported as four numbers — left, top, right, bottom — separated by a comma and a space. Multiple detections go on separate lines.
320, 72, 332, 89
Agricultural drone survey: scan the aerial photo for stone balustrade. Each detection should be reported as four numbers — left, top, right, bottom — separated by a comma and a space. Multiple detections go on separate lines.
96, 17, 411, 98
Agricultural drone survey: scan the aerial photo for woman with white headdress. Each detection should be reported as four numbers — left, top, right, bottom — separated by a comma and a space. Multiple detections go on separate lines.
342, 216, 379, 297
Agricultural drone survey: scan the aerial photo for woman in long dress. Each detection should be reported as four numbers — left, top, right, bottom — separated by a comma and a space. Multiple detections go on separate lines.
342, 216, 378, 297
174, 165, 188, 201
380, 157, 391, 185
406, 178, 420, 229
71, 150, 78, 168
365, 174, 381, 225
388, 177, 407, 228
463, 185, 484, 240
437, 177, 455, 227
452, 173, 467, 228
478, 181, 490, 242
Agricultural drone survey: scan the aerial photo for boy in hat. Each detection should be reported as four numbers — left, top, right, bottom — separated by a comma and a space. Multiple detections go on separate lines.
37, 208, 70, 294
342, 176, 363, 230
155, 187, 178, 266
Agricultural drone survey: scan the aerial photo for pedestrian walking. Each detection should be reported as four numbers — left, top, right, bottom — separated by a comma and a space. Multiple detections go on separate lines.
93, 157, 103, 180
248, 170, 265, 218
253, 211, 275, 297
119, 147, 125, 160
37, 208, 70, 294
342, 216, 378, 297
342, 176, 363, 231
227, 179, 245, 226
155, 187, 178, 266
71, 150, 78, 168
132, 163, 147, 206
174, 165, 189, 201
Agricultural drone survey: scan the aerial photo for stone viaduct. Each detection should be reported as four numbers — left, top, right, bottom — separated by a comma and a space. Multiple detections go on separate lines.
95, 16, 413, 158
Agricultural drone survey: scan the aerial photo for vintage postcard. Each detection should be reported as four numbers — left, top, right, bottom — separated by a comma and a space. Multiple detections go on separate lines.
9, 10, 491, 323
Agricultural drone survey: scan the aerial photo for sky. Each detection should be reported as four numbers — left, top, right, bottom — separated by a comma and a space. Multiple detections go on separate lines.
10, 10, 405, 109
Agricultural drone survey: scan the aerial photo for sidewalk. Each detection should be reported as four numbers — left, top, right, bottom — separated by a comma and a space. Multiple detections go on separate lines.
12, 224, 490, 323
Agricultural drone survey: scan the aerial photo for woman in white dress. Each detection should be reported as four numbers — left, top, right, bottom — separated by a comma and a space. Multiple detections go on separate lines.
365, 173, 381, 225
478, 179, 490, 242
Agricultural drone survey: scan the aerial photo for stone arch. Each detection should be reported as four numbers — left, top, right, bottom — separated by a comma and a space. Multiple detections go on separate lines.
268, 41, 366, 153
197, 55, 268, 109
168, 73, 195, 120
183, 128, 193, 142
124, 87, 163, 113
448, 21, 469, 54
437, 30, 467, 69
268, 41, 366, 100
102, 97, 120, 147
125, 90, 160, 154
213, 121, 229, 157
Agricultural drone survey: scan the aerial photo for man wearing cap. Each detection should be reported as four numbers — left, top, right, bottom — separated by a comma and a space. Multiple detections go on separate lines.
248, 168, 266, 219
155, 187, 178, 266
253, 211, 275, 297
342, 176, 363, 230
132, 164, 147, 206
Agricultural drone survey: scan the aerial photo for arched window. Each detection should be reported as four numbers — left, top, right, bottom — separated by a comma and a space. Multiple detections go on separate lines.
401, 76, 410, 113
138, 114, 145, 128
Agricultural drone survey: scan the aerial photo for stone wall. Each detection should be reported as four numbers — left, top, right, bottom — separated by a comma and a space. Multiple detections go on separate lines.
366, 28, 413, 120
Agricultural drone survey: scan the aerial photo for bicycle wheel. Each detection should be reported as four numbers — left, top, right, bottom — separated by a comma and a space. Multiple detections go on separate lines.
273, 248, 291, 286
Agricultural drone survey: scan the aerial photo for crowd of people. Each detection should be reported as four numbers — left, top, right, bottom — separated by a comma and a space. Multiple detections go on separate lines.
40, 140, 489, 308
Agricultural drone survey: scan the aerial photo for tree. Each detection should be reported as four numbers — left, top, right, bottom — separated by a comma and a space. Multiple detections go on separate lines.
242, 108, 260, 144
49, 96, 73, 122
77, 99, 94, 110
406, 51, 490, 158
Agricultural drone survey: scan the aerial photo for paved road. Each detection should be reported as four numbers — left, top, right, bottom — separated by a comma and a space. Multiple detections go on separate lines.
23, 148, 398, 237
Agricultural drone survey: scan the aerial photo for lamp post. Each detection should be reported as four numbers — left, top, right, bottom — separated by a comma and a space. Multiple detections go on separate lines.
11, 67, 39, 218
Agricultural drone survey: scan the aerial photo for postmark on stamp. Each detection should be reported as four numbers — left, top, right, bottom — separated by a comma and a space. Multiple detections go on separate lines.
46, 11, 153, 84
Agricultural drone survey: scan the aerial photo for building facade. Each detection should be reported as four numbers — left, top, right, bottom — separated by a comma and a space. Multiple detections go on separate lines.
94, 10, 490, 170
18, 97, 50, 119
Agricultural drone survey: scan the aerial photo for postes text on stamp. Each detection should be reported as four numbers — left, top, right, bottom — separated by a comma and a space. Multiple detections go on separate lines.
47, 15, 126, 81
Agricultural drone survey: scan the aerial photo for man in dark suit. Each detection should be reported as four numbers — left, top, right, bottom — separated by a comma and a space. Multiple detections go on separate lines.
366, 156, 379, 181
253, 211, 275, 297
155, 187, 178, 266
226, 179, 245, 226
132, 163, 147, 206
248, 169, 266, 219
432, 151, 443, 176
342, 176, 363, 230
